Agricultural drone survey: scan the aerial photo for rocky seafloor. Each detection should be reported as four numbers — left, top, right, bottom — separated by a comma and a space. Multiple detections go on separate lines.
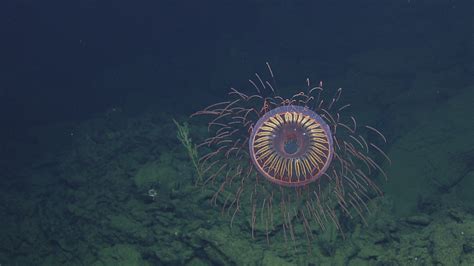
1, 47, 473, 265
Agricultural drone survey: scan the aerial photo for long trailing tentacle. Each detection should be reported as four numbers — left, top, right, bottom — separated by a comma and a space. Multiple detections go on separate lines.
190, 64, 390, 248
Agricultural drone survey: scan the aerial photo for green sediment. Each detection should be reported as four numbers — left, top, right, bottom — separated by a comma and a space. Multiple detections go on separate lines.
2, 87, 474, 265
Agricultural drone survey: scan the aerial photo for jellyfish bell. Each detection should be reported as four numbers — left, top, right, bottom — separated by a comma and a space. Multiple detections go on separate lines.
192, 63, 389, 246
249, 105, 334, 187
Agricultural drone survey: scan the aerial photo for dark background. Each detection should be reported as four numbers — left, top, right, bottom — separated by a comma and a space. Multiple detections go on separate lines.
0, 0, 472, 143
0, 0, 473, 264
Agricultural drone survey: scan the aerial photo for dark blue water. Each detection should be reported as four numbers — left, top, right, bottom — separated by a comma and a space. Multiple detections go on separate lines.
1, 0, 473, 265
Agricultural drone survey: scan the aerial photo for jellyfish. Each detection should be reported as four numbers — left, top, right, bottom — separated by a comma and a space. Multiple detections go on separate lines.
192, 63, 390, 245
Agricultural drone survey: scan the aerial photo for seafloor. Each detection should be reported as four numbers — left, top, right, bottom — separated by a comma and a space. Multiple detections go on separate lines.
1, 47, 473, 265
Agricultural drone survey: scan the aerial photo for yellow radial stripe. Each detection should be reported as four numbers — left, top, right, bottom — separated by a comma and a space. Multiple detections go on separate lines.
309, 127, 325, 133
259, 154, 272, 169
269, 154, 280, 172
292, 112, 298, 123
279, 158, 287, 178
311, 136, 328, 143
263, 153, 277, 168
263, 121, 278, 128
254, 136, 271, 143
256, 131, 274, 137
309, 128, 324, 133
309, 145, 328, 159
256, 148, 272, 161
285, 112, 291, 123
302, 157, 312, 175
269, 153, 279, 169
311, 137, 329, 144
255, 144, 270, 154
306, 152, 321, 170
274, 156, 283, 176
300, 115, 309, 125
286, 160, 293, 180
297, 113, 304, 124
310, 132, 327, 138
256, 150, 272, 160
299, 159, 307, 177
303, 116, 313, 123
254, 140, 271, 148
275, 113, 284, 124
308, 149, 325, 164
298, 158, 306, 177
309, 143, 327, 158
296, 161, 302, 183
268, 154, 280, 172
269, 116, 281, 126
312, 142, 329, 151
259, 126, 275, 132
306, 123, 321, 130
295, 159, 301, 178
303, 122, 314, 130
288, 160, 293, 179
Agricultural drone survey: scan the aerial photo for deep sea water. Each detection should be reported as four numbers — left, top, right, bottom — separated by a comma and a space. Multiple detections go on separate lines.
1, 0, 473, 265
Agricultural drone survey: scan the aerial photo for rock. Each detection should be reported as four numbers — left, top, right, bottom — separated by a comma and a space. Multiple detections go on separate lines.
92, 244, 148, 266
196, 226, 265, 265
453, 171, 474, 210
404, 215, 432, 226
430, 223, 463, 265
108, 214, 150, 242
152, 240, 194, 265
262, 251, 294, 266
186, 257, 209, 266
133, 161, 162, 190
384, 86, 474, 216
